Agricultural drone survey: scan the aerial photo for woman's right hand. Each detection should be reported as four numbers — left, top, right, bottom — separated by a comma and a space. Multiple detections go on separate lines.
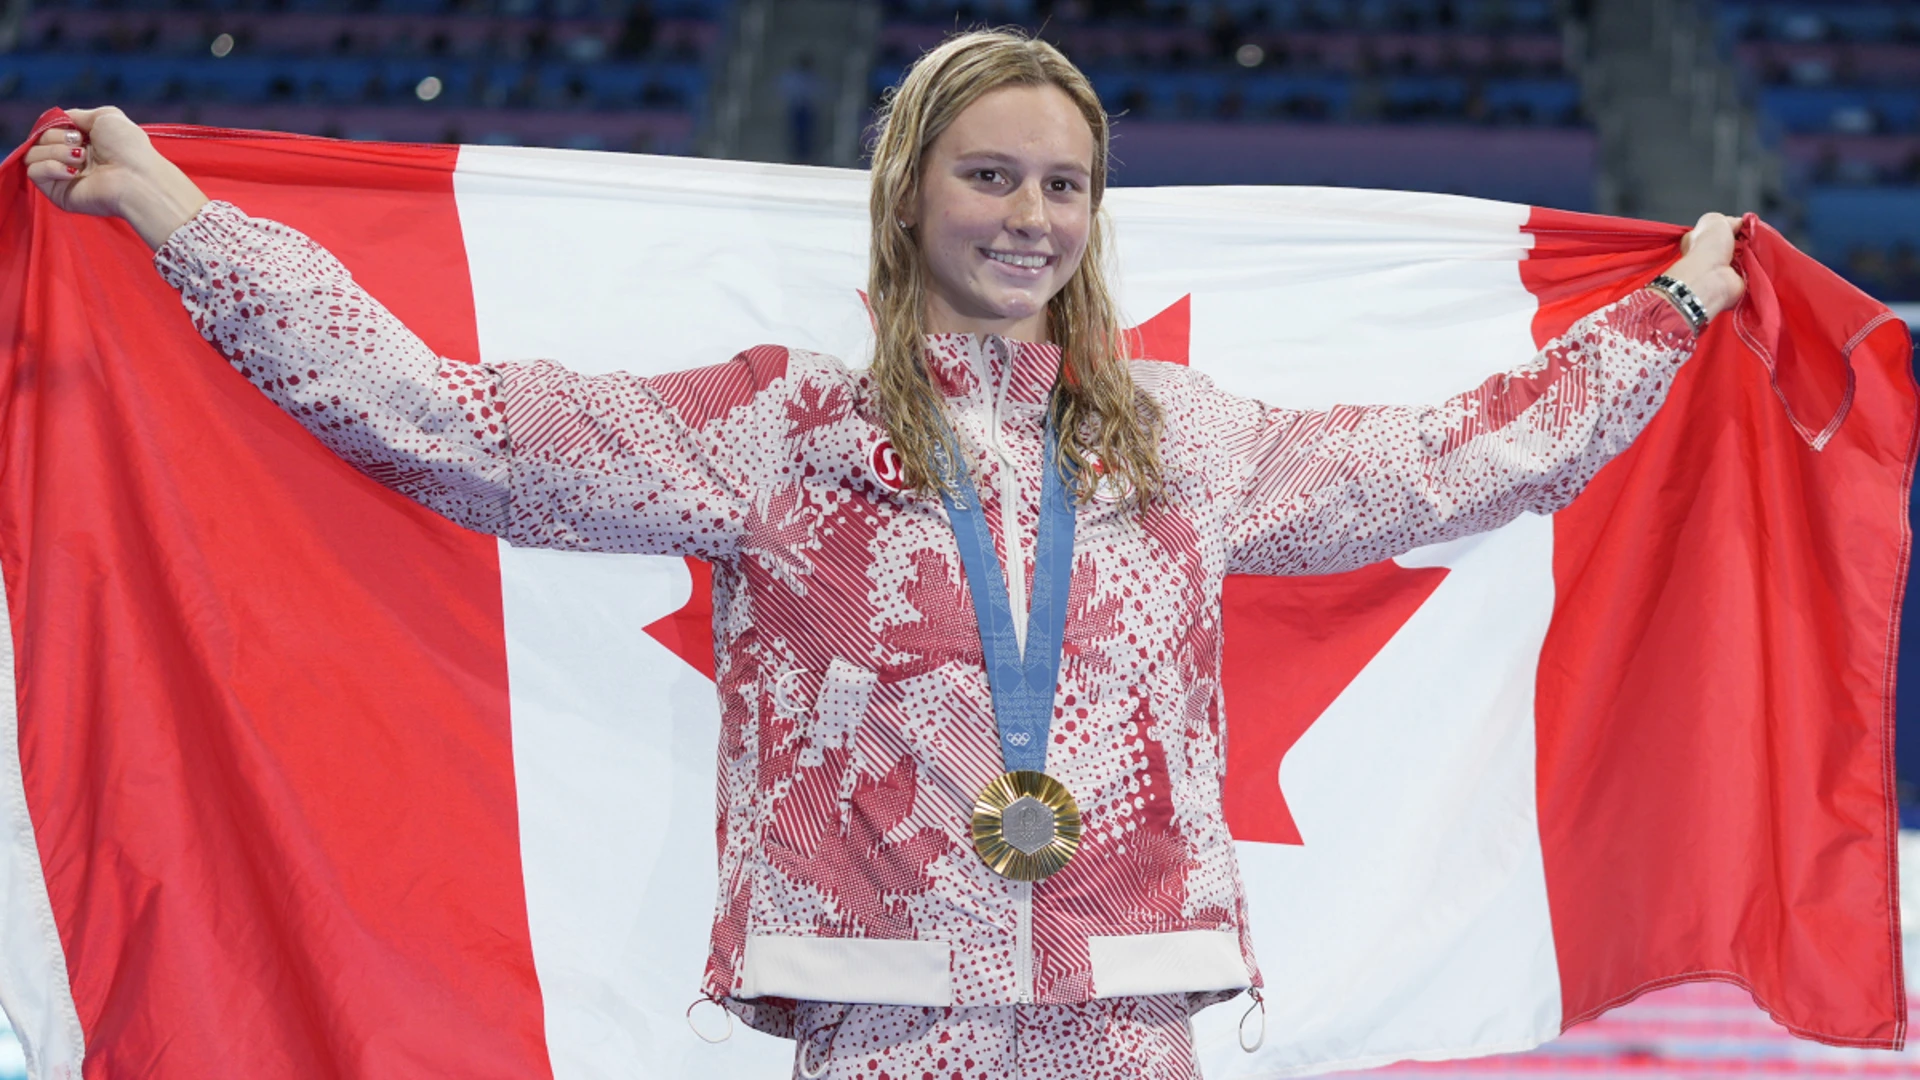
23, 106, 210, 251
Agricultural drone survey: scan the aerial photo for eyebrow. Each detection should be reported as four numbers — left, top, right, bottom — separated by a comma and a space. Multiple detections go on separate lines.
952, 149, 1091, 175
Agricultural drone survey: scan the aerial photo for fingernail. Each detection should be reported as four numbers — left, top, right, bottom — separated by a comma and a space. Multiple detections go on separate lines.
63, 130, 80, 145
65, 165, 76, 174
69, 148, 81, 159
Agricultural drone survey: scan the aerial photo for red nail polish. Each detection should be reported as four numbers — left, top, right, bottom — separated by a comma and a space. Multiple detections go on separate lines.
69, 148, 81, 159
65, 165, 76, 174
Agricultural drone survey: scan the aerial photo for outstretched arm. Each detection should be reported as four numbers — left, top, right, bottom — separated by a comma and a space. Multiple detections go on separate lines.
26, 108, 759, 557
153, 200, 517, 533
23, 107, 208, 249
1206, 215, 1743, 577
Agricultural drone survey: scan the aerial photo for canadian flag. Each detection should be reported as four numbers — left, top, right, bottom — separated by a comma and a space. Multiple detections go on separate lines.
0, 111, 1910, 1080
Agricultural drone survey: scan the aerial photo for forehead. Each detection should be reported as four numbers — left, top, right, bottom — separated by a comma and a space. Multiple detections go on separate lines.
933, 83, 1095, 171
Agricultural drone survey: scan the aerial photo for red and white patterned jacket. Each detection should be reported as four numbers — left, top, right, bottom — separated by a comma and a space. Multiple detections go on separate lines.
153, 200, 1697, 1035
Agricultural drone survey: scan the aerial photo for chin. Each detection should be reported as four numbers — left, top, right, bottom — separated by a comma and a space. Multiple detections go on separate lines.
982, 291, 1052, 322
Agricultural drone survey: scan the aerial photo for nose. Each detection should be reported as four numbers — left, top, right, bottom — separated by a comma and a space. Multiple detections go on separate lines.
1007, 181, 1048, 238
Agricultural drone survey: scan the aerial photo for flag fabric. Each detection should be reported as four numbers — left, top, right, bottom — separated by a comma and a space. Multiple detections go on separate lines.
0, 108, 1911, 1079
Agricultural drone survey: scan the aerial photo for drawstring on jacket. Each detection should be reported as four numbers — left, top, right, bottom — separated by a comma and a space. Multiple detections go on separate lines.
1239, 988, 1266, 1053
684, 994, 734, 1044
796, 1004, 851, 1078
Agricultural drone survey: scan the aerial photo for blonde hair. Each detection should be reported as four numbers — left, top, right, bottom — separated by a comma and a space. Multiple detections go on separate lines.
867, 28, 1163, 505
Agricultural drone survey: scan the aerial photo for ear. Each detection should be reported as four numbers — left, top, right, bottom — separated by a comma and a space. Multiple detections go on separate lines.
894, 178, 924, 232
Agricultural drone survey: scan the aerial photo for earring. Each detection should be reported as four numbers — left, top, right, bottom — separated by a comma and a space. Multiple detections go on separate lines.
896, 218, 911, 230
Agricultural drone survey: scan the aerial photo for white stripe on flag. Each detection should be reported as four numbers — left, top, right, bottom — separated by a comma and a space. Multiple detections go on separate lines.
1195, 519, 1563, 1077
1112, 186, 1567, 1075
0, 580, 86, 1080
455, 145, 875, 1077
496, 545, 764, 1078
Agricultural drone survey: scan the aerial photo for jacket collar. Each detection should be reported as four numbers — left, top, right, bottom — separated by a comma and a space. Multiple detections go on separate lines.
923, 333, 1063, 410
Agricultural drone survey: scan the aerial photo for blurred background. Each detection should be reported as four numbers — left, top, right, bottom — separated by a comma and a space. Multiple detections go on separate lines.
4, 0, 1920, 1075
6, 0, 1920, 301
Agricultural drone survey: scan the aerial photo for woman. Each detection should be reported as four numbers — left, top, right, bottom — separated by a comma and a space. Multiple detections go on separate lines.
26, 29, 1741, 1080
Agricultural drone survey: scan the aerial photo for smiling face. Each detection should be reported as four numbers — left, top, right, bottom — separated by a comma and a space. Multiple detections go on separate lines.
905, 82, 1096, 343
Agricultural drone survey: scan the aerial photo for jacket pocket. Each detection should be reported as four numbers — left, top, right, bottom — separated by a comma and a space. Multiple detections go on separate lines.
812, 658, 879, 821
751, 659, 882, 923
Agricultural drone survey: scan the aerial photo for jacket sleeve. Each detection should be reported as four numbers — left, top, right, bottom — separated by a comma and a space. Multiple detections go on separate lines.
1210, 289, 1698, 576
154, 199, 757, 558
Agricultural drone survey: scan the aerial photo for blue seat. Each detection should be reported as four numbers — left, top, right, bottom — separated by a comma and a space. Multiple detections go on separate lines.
579, 62, 704, 109
1383, 74, 1467, 114
1760, 85, 1920, 132
1483, 77, 1582, 123
1244, 72, 1350, 118
1720, 2, 1910, 42
1805, 186, 1920, 261
8, 55, 85, 98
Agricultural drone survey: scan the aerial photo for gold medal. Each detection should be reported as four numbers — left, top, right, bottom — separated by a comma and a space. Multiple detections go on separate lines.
971, 770, 1082, 881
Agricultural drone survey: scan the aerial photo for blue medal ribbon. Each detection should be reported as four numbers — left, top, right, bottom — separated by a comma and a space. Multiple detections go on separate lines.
936, 408, 1077, 775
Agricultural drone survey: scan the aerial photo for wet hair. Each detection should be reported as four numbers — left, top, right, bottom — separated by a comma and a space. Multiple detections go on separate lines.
866, 27, 1163, 505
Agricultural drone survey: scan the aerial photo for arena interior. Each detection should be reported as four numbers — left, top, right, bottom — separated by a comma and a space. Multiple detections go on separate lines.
3, 0, 1920, 1075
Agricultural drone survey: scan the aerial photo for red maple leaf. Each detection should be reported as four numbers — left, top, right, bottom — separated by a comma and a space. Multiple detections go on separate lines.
1219, 563, 1447, 844
644, 556, 715, 679
784, 379, 850, 440
876, 549, 976, 677
765, 755, 952, 938
1120, 294, 1191, 365
740, 485, 816, 584
1060, 563, 1125, 683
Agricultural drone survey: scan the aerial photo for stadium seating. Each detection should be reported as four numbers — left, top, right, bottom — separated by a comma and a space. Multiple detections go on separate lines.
0, 0, 727, 154
875, 0, 1597, 208
2, 0, 1598, 207
1718, 0, 1920, 301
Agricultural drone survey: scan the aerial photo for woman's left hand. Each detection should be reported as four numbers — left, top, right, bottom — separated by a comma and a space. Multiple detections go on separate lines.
1661, 212, 1747, 321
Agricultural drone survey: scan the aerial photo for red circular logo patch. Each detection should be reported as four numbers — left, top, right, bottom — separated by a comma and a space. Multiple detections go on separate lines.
1087, 453, 1131, 504
870, 440, 907, 491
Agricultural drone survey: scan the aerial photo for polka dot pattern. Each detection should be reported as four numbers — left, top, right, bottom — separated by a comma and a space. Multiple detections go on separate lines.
152, 200, 514, 533
788, 995, 1201, 1079
156, 201, 1697, 1066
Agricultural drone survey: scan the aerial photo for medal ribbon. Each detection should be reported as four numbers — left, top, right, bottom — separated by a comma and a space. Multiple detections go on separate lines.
937, 406, 1077, 775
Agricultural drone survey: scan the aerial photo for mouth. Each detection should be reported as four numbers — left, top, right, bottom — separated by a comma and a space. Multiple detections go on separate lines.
981, 248, 1054, 272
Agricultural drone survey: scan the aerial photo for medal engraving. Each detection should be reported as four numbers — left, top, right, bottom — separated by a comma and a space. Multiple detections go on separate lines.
971, 770, 1082, 881
1002, 796, 1057, 854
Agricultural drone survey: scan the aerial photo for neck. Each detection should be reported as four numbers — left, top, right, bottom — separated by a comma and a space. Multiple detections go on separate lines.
922, 297, 1051, 344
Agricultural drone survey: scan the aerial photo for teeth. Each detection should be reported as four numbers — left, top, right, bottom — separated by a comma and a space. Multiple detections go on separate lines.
986, 251, 1048, 269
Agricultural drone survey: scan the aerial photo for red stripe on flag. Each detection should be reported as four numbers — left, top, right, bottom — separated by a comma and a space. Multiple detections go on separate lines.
1521, 205, 1914, 1047
0, 123, 552, 1076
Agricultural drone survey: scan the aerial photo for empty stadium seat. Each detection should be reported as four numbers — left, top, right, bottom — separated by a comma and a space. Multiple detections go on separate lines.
1721, 0, 1920, 298
1, 0, 725, 154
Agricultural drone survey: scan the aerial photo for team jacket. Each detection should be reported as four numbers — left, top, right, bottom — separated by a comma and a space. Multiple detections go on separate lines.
153, 199, 1698, 1036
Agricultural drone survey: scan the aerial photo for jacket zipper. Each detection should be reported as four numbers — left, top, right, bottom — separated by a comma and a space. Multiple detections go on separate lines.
1014, 879, 1035, 1003
985, 338, 1028, 654
975, 337, 1039, 1003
